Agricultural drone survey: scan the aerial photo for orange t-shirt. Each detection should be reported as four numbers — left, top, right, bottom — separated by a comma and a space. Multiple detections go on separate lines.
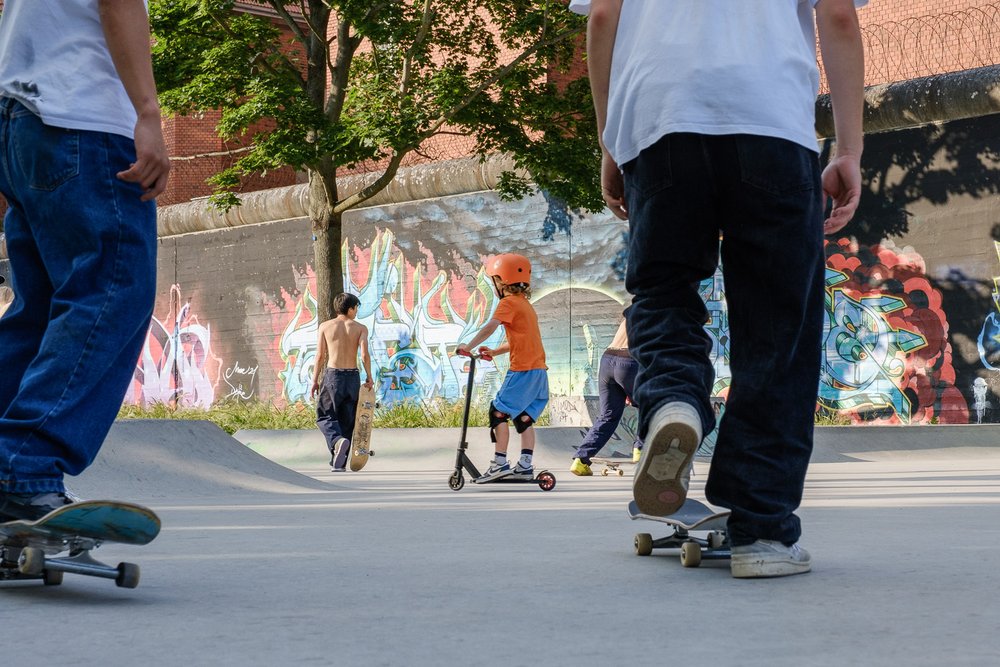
492, 295, 547, 371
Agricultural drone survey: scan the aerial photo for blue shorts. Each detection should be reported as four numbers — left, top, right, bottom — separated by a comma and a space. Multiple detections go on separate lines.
493, 369, 549, 421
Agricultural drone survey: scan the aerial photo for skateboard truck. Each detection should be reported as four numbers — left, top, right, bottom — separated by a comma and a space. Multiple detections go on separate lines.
447, 348, 556, 492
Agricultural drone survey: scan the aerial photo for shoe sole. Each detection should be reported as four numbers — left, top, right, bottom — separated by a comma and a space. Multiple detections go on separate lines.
731, 556, 812, 578
475, 469, 513, 483
633, 419, 698, 516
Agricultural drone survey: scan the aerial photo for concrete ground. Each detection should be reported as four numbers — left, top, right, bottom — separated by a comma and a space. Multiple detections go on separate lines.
3, 421, 1000, 666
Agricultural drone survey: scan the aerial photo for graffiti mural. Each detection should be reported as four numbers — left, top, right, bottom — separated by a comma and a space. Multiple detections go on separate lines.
822, 239, 968, 424
127, 284, 222, 408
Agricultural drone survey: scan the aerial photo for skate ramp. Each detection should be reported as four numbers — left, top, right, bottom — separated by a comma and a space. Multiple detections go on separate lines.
235, 423, 1000, 470
235, 426, 591, 470
69, 420, 333, 500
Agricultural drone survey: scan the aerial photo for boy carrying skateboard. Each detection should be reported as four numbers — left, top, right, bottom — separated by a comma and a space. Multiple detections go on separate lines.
456, 254, 548, 482
310, 293, 374, 472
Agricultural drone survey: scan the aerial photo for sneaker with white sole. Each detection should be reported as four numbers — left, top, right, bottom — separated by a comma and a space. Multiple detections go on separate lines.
731, 540, 812, 578
510, 463, 534, 479
633, 401, 702, 516
475, 460, 512, 483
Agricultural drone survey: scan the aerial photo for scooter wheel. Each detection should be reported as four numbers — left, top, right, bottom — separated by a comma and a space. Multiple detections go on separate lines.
536, 472, 556, 491
448, 472, 465, 491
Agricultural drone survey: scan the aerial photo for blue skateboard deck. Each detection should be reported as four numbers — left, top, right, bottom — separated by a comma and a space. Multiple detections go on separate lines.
0, 500, 160, 588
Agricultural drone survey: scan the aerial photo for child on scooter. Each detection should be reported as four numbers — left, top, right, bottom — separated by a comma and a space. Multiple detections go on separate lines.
456, 253, 548, 482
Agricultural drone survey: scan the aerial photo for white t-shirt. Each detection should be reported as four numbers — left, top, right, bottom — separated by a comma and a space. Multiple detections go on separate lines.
572, 0, 867, 164
0, 0, 143, 139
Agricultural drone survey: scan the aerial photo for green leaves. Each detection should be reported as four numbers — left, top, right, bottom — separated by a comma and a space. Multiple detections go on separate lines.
151, 0, 600, 212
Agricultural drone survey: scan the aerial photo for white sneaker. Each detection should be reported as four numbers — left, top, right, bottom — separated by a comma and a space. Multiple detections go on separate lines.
633, 401, 702, 516
475, 460, 512, 483
510, 463, 534, 479
731, 540, 812, 578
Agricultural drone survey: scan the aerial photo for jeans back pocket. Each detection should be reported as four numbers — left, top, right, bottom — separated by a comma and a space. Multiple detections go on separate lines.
11, 109, 80, 191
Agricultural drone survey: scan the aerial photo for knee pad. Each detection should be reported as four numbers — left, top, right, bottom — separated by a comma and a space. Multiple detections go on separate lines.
513, 412, 534, 434
488, 402, 511, 442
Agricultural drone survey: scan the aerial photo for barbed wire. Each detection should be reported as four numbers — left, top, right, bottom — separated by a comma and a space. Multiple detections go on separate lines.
821, 4, 1000, 92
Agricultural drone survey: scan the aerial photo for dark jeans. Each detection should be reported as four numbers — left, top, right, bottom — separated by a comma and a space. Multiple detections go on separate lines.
0, 99, 156, 493
622, 133, 824, 546
575, 350, 641, 462
316, 368, 360, 469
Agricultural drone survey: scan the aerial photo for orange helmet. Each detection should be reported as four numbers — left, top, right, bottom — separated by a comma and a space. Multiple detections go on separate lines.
486, 253, 531, 286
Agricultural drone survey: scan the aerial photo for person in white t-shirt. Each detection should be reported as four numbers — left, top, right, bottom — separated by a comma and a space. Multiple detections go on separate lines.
578, 0, 865, 578
0, 0, 170, 521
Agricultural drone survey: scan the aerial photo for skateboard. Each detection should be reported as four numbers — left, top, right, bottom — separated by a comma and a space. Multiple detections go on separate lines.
349, 384, 376, 471
627, 497, 731, 567
591, 457, 634, 477
0, 500, 161, 588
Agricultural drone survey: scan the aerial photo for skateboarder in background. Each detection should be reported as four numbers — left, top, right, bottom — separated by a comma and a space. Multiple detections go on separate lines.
0, 0, 170, 521
456, 254, 549, 482
580, 0, 864, 576
311, 292, 374, 472
571, 318, 644, 475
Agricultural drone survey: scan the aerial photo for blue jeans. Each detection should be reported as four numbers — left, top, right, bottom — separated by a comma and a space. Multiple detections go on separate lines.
575, 350, 641, 462
622, 133, 824, 546
316, 368, 360, 469
0, 99, 157, 494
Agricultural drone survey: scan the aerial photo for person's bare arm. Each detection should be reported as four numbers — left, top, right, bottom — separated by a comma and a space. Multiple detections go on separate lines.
587, 0, 626, 220
359, 325, 374, 389
456, 319, 502, 356
311, 323, 329, 398
816, 0, 864, 234
98, 0, 171, 201
482, 342, 510, 358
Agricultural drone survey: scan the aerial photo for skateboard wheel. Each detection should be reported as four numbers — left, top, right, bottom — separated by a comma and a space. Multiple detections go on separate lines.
635, 533, 653, 556
680, 541, 702, 567
17, 547, 44, 576
116, 562, 141, 589
601, 469, 609, 476
617, 469, 624, 477
448, 472, 465, 491
708, 531, 726, 549
537, 472, 556, 491
42, 569, 63, 586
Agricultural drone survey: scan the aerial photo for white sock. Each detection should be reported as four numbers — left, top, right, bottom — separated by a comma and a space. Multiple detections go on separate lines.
518, 453, 532, 469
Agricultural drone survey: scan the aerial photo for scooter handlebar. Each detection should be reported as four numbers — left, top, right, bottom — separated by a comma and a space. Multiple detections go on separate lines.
455, 347, 493, 362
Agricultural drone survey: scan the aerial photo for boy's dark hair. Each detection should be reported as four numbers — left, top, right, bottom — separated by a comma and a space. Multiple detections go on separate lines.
333, 292, 361, 316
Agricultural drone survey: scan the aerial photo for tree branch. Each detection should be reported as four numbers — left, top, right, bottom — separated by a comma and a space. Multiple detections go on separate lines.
332, 152, 406, 213
401, 0, 435, 96
205, 7, 307, 91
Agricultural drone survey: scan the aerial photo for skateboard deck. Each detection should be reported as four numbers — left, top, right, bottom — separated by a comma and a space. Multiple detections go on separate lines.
591, 457, 634, 477
349, 384, 376, 471
0, 500, 160, 588
627, 497, 731, 567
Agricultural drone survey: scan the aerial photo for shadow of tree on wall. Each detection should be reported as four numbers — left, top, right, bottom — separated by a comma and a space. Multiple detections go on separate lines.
828, 112, 1000, 246
822, 112, 1000, 421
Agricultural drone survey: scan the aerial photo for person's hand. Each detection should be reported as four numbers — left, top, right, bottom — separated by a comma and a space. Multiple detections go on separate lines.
821, 155, 862, 235
456, 344, 471, 357
310, 380, 320, 399
478, 346, 495, 361
364, 378, 374, 390
601, 151, 627, 220
118, 111, 171, 201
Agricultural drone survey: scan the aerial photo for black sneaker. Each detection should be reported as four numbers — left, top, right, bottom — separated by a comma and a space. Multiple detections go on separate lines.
0, 491, 74, 522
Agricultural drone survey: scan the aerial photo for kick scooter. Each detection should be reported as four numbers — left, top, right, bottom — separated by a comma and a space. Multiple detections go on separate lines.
447, 348, 557, 492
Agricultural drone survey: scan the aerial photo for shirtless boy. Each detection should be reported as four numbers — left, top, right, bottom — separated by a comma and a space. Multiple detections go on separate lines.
310, 293, 374, 471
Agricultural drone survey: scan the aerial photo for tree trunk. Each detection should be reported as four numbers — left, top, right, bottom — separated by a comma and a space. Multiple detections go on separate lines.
309, 163, 342, 323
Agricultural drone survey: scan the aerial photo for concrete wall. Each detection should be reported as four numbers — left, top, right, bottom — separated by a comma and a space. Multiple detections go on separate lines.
4, 112, 1000, 431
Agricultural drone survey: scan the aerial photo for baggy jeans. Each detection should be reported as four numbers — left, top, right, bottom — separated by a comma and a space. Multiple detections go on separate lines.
0, 99, 157, 493
316, 368, 360, 469
575, 350, 641, 461
622, 133, 825, 546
